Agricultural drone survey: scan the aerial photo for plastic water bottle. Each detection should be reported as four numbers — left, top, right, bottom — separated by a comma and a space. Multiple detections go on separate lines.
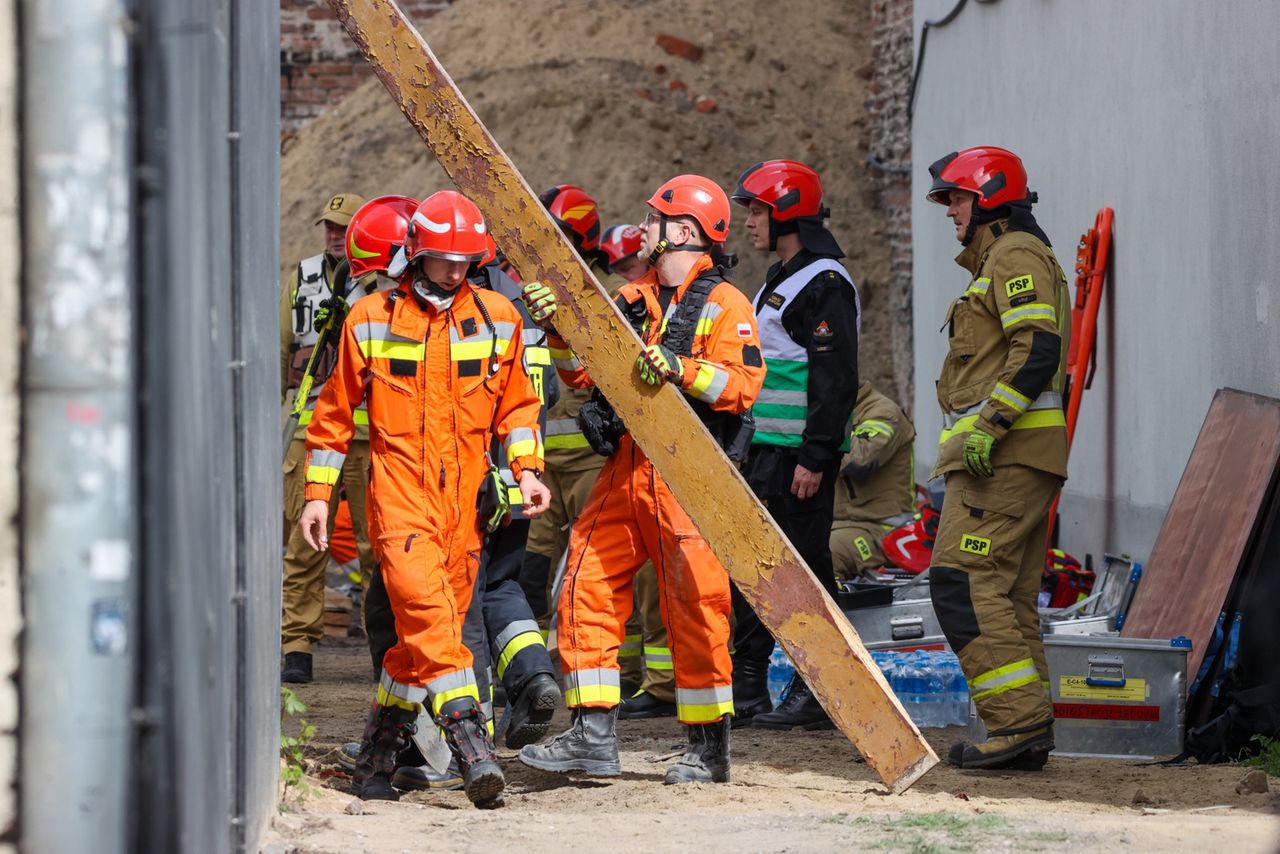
919, 652, 947, 728
767, 643, 795, 706
897, 654, 925, 726
936, 652, 969, 725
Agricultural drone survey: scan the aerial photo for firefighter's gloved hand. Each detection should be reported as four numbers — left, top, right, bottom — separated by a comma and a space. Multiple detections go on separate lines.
962, 429, 996, 478
312, 296, 347, 332
520, 281, 558, 324
637, 344, 682, 386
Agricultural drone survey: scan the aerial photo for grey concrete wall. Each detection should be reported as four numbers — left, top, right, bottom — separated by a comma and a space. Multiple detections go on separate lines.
0, 0, 16, 846
911, 0, 1280, 564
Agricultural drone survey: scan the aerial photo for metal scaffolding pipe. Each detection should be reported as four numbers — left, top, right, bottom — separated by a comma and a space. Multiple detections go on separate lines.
19, 0, 135, 851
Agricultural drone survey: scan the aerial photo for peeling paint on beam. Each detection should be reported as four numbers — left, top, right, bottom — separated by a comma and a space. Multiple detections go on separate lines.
328, 0, 937, 793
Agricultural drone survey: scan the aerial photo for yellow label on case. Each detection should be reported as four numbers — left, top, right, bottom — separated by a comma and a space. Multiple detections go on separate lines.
1059, 675, 1147, 702
960, 534, 991, 556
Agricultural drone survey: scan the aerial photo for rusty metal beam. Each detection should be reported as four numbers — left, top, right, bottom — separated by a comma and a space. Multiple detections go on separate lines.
328, 0, 938, 792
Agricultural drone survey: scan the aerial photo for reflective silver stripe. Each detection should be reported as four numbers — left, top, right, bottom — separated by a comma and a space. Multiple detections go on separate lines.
943, 389, 1062, 428
756, 388, 807, 407
449, 321, 517, 343
309, 449, 346, 470
379, 670, 427, 705
545, 418, 580, 437
881, 512, 917, 528
643, 646, 672, 667
564, 668, 620, 691
690, 363, 730, 405
675, 686, 733, 706
353, 321, 420, 345
522, 328, 544, 345
426, 669, 477, 696
494, 619, 541, 653
754, 416, 805, 435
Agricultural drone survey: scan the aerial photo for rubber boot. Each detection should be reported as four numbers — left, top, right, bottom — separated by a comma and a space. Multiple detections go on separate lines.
731, 657, 772, 724
948, 720, 1054, 770
664, 717, 731, 784
503, 672, 562, 749
281, 651, 313, 684
619, 691, 677, 720
750, 676, 833, 731
517, 707, 621, 777
351, 702, 417, 801
436, 697, 506, 808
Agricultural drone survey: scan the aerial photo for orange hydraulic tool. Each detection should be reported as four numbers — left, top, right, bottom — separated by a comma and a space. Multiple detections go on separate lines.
1048, 207, 1114, 542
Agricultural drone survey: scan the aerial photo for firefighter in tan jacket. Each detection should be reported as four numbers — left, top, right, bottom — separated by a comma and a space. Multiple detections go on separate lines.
830, 382, 916, 580
924, 147, 1070, 771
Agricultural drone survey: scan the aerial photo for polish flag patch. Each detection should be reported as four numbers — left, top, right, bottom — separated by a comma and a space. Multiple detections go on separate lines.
737, 323, 753, 338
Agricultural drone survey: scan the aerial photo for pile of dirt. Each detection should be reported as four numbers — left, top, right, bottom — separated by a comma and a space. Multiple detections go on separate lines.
280, 0, 898, 391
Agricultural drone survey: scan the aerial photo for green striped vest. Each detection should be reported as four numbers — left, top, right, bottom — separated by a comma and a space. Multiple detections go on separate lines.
751, 257, 860, 449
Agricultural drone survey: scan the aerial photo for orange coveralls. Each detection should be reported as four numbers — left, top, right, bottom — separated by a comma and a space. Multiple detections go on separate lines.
547, 254, 765, 724
305, 282, 544, 715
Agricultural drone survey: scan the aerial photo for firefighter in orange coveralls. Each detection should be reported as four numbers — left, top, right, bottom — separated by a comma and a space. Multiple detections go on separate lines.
517, 175, 765, 785
300, 190, 549, 809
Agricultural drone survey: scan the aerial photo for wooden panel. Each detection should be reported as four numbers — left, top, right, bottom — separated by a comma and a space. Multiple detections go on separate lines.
1123, 388, 1280, 677
328, 0, 937, 792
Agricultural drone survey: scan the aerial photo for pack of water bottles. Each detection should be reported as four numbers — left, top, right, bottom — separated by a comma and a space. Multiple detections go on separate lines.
764, 645, 970, 727
872, 649, 970, 728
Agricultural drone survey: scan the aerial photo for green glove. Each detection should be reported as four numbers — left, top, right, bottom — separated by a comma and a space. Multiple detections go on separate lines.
520, 281, 558, 324
312, 296, 347, 332
637, 343, 682, 386
962, 429, 996, 478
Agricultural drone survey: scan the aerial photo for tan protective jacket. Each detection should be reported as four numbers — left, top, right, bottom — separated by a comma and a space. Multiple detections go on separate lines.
835, 382, 916, 525
932, 220, 1071, 479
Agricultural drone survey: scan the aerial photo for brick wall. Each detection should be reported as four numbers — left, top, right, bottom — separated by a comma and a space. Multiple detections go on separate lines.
280, 0, 456, 142
866, 0, 915, 409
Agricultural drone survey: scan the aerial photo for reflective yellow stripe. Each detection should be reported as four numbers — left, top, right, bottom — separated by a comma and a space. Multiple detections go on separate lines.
675, 686, 734, 723
966, 277, 991, 296
506, 439, 538, 462
306, 466, 340, 485
298, 408, 368, 427
545, 433, 590, 450
525, 346, 552, 366
688, 361, 730, 404
971, 658, 1040, 702
939, 408, 1066, 446
999, 303, 1057, 330
375, 684, 420, 712
854, 419, 895, 439
564, 684, 621, 706
451, 338, 511, 360
990, 382, 1032, 413
496, 631, 545, 679
358, 339, 425, 360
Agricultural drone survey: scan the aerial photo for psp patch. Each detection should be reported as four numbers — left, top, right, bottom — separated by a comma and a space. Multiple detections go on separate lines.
1005, 275, 1035, 298
854, 536, 873, 562
960, 534, 991, 556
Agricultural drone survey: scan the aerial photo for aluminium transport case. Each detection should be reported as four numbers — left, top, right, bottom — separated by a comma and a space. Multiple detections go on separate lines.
970, 634, 1191, 759
841, 581, 950, 653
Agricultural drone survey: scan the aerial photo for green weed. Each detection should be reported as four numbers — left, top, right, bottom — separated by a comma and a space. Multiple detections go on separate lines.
1239, 735, 1280, 777
280, 687, 317, 806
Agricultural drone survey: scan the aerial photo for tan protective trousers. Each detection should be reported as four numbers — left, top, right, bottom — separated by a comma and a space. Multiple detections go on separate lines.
281, 437, 374, 655
929, 465, 1061, 734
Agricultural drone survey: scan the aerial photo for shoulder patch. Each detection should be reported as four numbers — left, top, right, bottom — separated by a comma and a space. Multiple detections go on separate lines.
736, 322, 753, 338
1005, 275, 1035, 298
813, 320, 833, 339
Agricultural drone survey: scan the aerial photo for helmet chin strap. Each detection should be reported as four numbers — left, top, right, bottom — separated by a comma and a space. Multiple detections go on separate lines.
645, 212, 709, 265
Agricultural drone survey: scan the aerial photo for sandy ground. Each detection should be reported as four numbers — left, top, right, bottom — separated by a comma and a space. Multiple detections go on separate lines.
264, 641, 1280, 853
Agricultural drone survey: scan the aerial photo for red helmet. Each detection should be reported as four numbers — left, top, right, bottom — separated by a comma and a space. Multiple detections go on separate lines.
926, 146, 1030, 210
478, 234, 498, 267
880, 507, 940, 575
539, 184, 601, 251
731, 160, 824, 221
600, 224, 643, 266
345, 195, 419, 278
647, 174, 730, 244
405, 190, 489, 263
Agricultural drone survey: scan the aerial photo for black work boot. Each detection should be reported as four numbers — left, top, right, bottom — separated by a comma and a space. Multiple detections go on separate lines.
351, 703, 417, 801
731, 657, 773, 724
750, 676, 833, 730
436, 697, 506, 808
948, 721, 1054, 770
392, 757, 465, 791
502, 672, 562, 749
664, 716, 731, 784
619, 691, 677, 720
281, 651, 313, 684
517, 707, 621, 776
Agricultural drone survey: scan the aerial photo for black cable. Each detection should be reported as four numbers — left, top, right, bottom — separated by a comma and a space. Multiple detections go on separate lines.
907, 0, 1002, 123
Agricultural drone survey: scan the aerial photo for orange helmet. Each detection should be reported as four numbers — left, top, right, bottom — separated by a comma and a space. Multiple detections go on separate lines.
539, 184, 601, 251
345, 195, 419, 278
405, 190, 489, 264
600, 224, 643, 266
647, 174, 730, 244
